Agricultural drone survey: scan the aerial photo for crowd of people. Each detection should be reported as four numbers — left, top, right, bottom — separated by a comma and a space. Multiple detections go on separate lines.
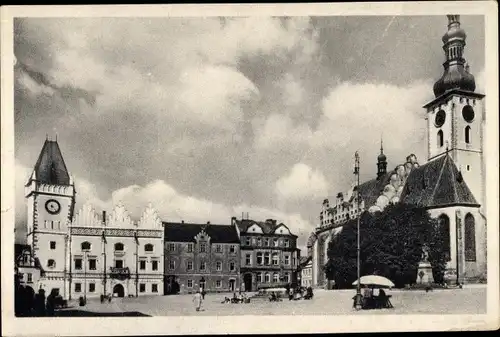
15, 285, 60, 317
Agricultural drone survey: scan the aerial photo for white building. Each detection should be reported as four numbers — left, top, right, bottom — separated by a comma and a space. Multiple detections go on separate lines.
300, 257, 313, 288
25, 138, 164, 299
307, 15, 487, 288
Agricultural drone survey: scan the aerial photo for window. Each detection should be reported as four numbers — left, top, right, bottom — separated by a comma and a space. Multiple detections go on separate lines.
272, 253, 279, 266
245, 237, 251, 246
168, 243, 175, 252
467, 165, 471, 171
273, 238, 279, 247
74, 258, 82, 270
89, 283, 96, 293
264, 238, 270, 247
200, 261, 206, 271
229, 245, 236, 254
81, 241, 91, 251
464, 213, 476, 261
245, 254, 251, 266
115, 260, 123, 268
200, 243, 206, 253
152, 284, 158, 293
89, 258, 97, 270
256, 272, 262, 283
75, 283, 81, 292
216, 280, 222, 288
114, 243, 124, 251
215, 244, 222, 253
273, 273, 279, 283
285, 273, 290, 283
47, 259, 56, 268
169, 260, 175, 270
465, 126, 471, 144
437, 130, 444, 147
27, 273, 33, 283
265, 273, 270, 283
216, 261, 222, 271
139, 283, 146, 293
229, 261, 235, 271
50, 241, 56, 250
144, 244, 154, 252
257, 238, 262, 246
256, 252, 263, 265
187, 261, 193, 271
284, 239, 290, 248
152, 260, 158, 271
187, 243, 193, 253
140, 260, 146, 270
187, 279, 193, 288
292, 258, 296, 267
264, 252, 271, 265
284, 255, 290, 265
438, 214, 451, 260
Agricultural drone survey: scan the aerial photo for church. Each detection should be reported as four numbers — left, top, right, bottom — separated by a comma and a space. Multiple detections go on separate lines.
307, 15, 487, 288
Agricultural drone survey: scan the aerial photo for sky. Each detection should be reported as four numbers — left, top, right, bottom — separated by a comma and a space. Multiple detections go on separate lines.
13, 15, 485, 249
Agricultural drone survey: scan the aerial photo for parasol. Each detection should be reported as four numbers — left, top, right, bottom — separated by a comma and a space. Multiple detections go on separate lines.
352, 275, 395, 288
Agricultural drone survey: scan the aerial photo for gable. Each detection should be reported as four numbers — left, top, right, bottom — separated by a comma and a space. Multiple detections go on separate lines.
247, 224, 263, 234
274, 225, 291, 235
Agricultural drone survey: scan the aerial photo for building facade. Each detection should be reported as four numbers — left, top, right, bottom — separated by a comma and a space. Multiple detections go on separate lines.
235, 217, 300, 291
307, 15, 487, 288
164, 222, 241, 294
299, 256, 313, 288
24, 138, 164, 299
15, 244, 44, 290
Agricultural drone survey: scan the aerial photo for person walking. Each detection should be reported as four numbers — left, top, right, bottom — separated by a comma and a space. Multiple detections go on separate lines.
193, 290, 203, 312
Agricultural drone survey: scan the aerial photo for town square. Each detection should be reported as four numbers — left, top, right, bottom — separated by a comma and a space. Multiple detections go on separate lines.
4, 3, 498, 334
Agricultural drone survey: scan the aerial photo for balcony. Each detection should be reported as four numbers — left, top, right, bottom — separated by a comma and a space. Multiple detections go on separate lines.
109, 267, 131, 280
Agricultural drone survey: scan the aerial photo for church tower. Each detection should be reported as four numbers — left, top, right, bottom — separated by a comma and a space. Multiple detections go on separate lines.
377, 138, 387, 180
424, 15, 485, 206
25, 138, 76, 290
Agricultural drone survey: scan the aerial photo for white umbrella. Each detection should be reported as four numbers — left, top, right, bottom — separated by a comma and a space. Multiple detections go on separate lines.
352, 275, 395, 288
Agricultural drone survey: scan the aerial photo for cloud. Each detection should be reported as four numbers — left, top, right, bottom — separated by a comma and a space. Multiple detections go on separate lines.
254, 114, 313, 151
275, 163, 328, 201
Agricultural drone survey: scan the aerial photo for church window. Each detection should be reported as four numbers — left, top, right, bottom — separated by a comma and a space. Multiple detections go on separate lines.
81, 241, 91, 251
114, 242, 124, 251
438, 214, 451, 261
465, 126, 471, 144
47, 259, 56, 268
437, 130, 444, 147
464, 213, 476, 261
144, 243, 154, 252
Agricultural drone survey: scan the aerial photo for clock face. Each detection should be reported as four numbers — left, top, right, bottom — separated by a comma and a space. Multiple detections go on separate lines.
45, 199, 61, 215
435, 110, 446, 127
462, 105, 475, 122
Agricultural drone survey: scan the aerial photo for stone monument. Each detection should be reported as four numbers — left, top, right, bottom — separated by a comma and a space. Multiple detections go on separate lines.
416, 245, 434, 284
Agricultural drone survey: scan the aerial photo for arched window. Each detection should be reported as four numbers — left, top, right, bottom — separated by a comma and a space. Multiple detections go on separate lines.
437, 130, 444, 147
144, 243, 154, 252
114, 242, 124, 251
273, 273, 279, 283
465, 126, 471, 144
464, 213, 476, 261
438, 214, 451, 260
264, 272, 270, 283
81, 241, 91, 251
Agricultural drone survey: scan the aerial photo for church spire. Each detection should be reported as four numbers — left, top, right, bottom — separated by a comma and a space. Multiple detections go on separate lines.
433, 15, 476, 97
377, 136, 387, 180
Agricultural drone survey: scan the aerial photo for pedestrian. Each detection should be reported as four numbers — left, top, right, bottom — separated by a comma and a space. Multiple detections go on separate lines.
193, 290, 203, 311
34, 289, 46, 316
201, 287, 206, 300
46, 289, 56, 316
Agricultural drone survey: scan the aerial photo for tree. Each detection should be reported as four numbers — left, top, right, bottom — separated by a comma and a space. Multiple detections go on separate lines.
325, 203, 446, 288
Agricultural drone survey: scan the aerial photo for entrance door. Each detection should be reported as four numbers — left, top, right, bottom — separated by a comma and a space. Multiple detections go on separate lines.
243, 273, 252, 292
113, 284, 125, 297
229, 279, 235, 292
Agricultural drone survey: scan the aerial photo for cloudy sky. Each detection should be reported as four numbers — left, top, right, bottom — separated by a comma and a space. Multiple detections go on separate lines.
14, 15, 485, 248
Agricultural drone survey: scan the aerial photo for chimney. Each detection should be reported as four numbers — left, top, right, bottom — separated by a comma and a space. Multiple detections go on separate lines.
231, 216, 237, 226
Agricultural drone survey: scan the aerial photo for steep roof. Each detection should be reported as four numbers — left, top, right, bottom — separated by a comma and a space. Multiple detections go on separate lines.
400, 154, 479, 208
32, 140, 71, 185
356, 171, 393, 208
235, 219, 297, 236
163, 222, 240, 243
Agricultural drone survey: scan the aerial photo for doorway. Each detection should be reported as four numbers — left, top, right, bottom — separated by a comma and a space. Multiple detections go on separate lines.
113, 284, 125, 297
243, 273, 252, 292
229, 279, 236, 292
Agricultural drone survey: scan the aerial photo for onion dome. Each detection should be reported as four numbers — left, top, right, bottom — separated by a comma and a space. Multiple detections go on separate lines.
433, 15, 476, 98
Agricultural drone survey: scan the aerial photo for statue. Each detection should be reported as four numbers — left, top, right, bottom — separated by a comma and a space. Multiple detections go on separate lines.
421, 245, 430, 263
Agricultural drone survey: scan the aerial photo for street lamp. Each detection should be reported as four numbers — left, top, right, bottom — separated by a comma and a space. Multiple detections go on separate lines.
353, 151, 363, 310
83, 250, 88, 303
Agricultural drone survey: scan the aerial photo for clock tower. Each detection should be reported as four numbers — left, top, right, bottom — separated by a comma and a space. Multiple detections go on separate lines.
424, 15, 485, 206
25, 138, 76, 292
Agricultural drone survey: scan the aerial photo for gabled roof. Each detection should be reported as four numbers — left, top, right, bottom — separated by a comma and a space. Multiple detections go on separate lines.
299, 256, 312, 268
235, 219, 297, 236
400, 154, 479, 208
356, 171, 393, 209
163, 222, 240, 243
32, 140, 71, 186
